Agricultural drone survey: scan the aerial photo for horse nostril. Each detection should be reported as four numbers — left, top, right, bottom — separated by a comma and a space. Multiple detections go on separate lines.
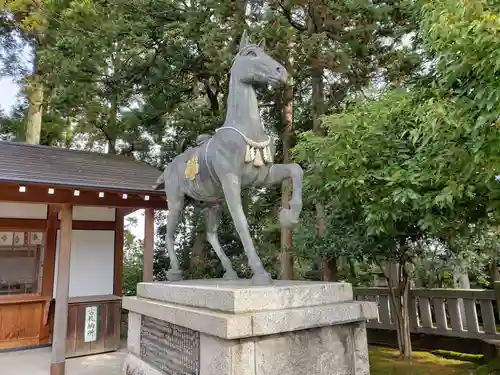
276, 67, 281, 73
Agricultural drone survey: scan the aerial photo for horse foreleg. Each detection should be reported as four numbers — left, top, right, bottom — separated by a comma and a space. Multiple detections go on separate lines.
264, 163, 304, 228
165, 194, 184, 281
219, 172, 272, 285
204, 205, 239, 280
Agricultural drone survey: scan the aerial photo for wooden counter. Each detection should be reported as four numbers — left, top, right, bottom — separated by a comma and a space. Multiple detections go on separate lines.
65, 294, 121, 358
0, 294, 121, 354
0, 295, 51, 350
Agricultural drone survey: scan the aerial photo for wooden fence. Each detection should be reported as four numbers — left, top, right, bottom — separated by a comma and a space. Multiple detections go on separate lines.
354, 286, 500, 341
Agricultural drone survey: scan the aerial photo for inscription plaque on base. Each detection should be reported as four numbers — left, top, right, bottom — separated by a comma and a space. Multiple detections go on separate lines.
140, 316, 200, 375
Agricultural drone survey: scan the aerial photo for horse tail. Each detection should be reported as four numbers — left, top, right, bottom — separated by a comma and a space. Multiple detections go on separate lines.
156, 173, 163, 184
154, 169, 166, 190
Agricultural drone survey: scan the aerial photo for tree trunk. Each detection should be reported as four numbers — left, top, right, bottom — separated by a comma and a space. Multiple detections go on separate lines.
25, 76, 43, 144
312, 38, 326, 269
106, 93, 119, 154
387, 283, 403, 352
280, 160, 293, 280
492, 260, 500, 282
308, 3, 337, 280
315, 195, 338, 281
24, 15, 46, 145
64, 115, 72, 149
388, 263, 399, 287
322, 258, 338, 281
348, 258, 357, 280
107, 138, 116, 154
385, 262, 412, 358
309, 2, 326, 138
280, 44, 295, 280
400, 268, 412, 358
223, 0, 248, 109
489, 248, 500, 282
189, 230, 206, 273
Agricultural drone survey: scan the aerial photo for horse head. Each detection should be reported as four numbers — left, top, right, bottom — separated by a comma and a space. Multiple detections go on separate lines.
230, 30, 288, 89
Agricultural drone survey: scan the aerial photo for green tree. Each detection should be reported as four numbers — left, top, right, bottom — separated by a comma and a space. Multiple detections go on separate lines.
273, 0, 421, 280
122, 216, 144, 296
294, 0, 500, 356
1, 0, 68, 144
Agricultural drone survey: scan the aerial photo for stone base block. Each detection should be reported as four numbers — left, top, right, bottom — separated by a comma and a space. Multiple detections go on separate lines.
123, 279, 377, 375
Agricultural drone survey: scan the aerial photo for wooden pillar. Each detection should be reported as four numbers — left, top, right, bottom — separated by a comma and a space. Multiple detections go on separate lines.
143, 208, 154, 282
39, 205, 59, 345
50, 204, 72, 375
113, 209, 125, 296
42, 205, 59, 297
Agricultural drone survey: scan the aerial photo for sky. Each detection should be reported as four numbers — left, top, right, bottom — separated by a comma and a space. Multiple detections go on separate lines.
126, 210, 145, 240
0, 75, 146, 239
0, 77, 19, 115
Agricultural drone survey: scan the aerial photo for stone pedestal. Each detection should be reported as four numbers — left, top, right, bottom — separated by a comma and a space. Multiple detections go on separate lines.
122, 279, 377, 375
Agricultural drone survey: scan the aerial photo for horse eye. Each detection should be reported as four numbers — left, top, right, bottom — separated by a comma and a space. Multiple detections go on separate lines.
246, 50, 257, 57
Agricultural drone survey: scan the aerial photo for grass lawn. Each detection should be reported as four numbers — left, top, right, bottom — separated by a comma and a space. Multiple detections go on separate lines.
369, 346, 478, 375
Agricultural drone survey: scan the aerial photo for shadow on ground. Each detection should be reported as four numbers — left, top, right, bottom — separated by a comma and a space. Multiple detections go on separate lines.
0, 347, 125, 375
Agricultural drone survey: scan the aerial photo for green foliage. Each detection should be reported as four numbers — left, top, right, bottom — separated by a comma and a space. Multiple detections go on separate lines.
476, 357, 500, 375
293, 0, 500, 357
422, 0, 500, 119
409, 234, 494, 289
430, 350, 484, 365
122, 220, 144, 296
293, 201, 370, 262
5, 0, 487, 292
295, 64, 500, 254
2, 0, 421, 278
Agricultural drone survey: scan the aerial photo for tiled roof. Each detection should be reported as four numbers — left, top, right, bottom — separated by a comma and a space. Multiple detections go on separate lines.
0, 141, 164, 194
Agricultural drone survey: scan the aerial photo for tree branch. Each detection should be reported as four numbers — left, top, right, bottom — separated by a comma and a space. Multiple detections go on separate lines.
277, 1, 306, 31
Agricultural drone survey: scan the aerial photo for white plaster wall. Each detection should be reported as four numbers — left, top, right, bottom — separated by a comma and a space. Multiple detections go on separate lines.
57, 206, 116, 221
0, 203, 47, 219
53, 229, 115, 298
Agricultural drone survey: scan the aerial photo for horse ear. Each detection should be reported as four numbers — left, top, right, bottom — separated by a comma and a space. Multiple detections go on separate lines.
258, 38, 266, 50
239, 29, 249, 51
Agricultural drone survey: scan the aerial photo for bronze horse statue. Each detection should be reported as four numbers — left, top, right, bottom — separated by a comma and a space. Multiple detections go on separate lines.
156, 31, 303, 285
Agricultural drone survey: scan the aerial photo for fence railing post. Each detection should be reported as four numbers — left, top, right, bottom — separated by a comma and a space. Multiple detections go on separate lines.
355, 286, 500, 341
407, 286, 418, 331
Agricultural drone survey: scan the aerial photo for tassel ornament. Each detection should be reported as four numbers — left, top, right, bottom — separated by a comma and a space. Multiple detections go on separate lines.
215, 126, 273, 167
253, 149, 264, 167
263, 146, 273, 163
245, 145, 254, 163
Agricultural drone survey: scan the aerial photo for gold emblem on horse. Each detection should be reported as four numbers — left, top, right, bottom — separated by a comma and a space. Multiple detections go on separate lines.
185, 155, 199, 180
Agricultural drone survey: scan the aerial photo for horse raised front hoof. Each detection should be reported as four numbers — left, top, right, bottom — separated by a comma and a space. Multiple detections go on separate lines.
279, 208, 299, 229
166, 269, 183, 282
251, 272, 273, 286
223, 270, 239, 281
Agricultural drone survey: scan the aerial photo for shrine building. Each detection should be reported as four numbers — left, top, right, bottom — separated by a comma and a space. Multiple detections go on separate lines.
0, 141, 167, 375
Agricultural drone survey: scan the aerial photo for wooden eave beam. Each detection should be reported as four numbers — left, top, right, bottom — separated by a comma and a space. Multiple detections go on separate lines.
0, 218, 47, 231
0, 218, 117, 231
0, 183, 168, 210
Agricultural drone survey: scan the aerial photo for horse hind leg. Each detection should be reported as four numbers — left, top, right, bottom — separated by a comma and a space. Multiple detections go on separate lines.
165, 192, 184, 281
205, 204, 238, 280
